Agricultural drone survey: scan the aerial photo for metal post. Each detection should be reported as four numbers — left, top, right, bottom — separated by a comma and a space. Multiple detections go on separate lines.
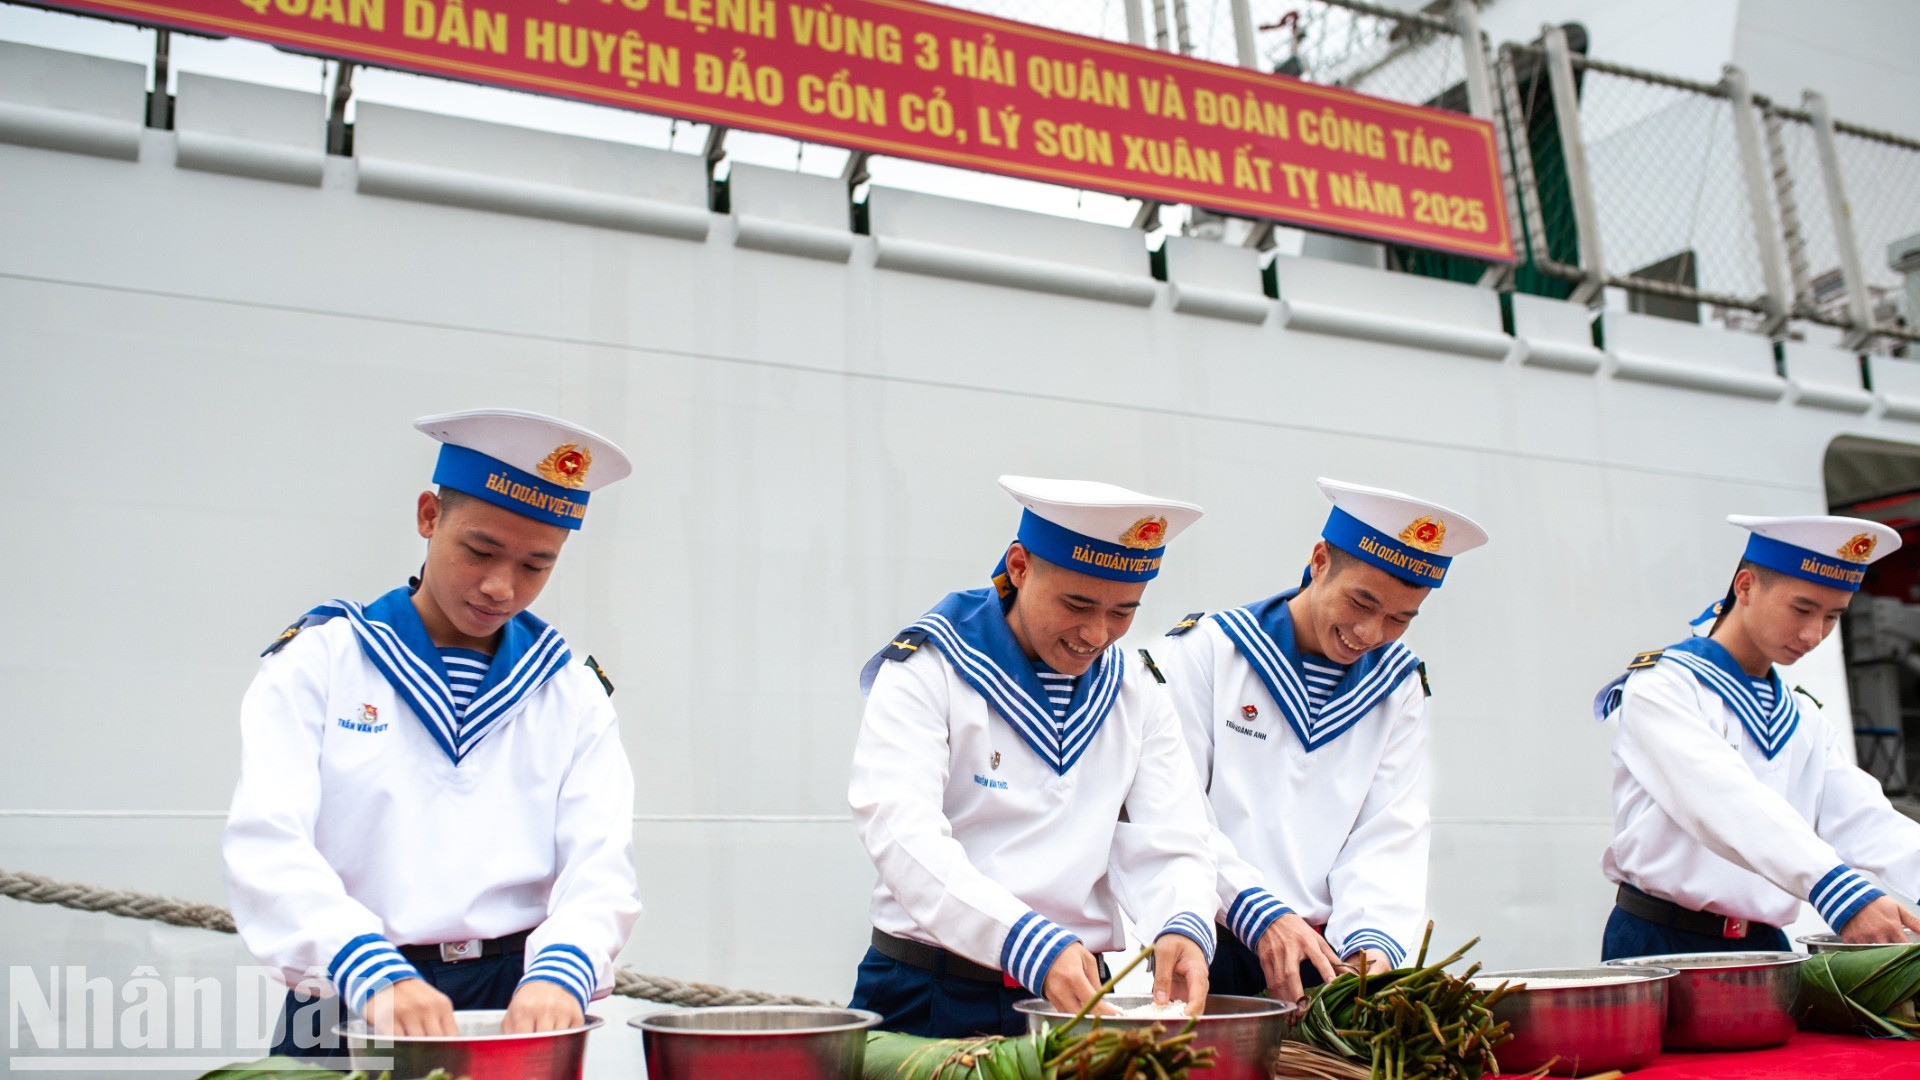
1496, 45, 1554, 270
1722, 65, 1793, 335
1761, 108, 1812, 317
703, 126, 729, 167
1542, 25, 1606, 305
1229, 0, 1258, 69
1454, 1, 1507, 286
1804, 90, 1878, 347
1171, 0, 1194, 55
1452, 0, 1495, 120
1151, 0, 1171, 53
842, 150, 872, 189
326, 61, 355, 156
1123, 0, 1148, 47
146, 29, 172, 130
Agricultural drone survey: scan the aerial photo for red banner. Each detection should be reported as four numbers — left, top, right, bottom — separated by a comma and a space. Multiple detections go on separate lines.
45, 0, 1515, 260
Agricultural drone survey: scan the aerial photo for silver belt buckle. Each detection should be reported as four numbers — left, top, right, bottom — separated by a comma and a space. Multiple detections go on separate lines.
439, 939, 484, 963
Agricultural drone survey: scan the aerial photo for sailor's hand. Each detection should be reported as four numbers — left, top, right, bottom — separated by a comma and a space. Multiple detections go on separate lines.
1344, 948, 1393, 977
503, 980, 584, 1033
1041, 943, 1116, 1016
1256, 914, 1339, 1003
363, 978, 455, 1036
1839, 895, 1920, 945
1151, 933, 1209, 1017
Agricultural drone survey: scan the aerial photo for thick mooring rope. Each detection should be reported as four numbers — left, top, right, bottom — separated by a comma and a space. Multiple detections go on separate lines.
0, 867, 830, 1008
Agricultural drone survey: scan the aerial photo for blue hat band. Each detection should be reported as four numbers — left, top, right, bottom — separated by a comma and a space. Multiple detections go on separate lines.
1744, 532, 1866, 591
1323, 506, 1450, 588
1016, 509, 1165, 582
433, 444, 590, 530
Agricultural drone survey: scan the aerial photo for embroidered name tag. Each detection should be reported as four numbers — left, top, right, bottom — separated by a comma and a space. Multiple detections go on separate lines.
972, 774, 1009, 790
1226, 719, 1267, 741
336, 703, 388, 734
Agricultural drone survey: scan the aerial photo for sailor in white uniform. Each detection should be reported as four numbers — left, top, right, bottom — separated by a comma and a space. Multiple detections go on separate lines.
1596, 514, 1920, 959
1157, 479, 1487, 1001
849, 477, 1221, 1038
223, 409, 641, 1057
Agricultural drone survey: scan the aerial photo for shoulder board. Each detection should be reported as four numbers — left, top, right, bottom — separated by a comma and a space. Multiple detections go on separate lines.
1165, 612, 1206, 637
584, 655, 615, 697
260, 614, 327, 657
261, 621, 305, 657
1627, 649, 1665, 671
881, 629, 929, 662
1137, 648, 1167, 685
1793, 684, 1824, 709
1417, 661, 1431, 697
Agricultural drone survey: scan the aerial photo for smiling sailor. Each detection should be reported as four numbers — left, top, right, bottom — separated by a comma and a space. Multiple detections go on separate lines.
848, 476, 1220, 1038
223, 409, 641, 1058
1595, 514, 1920, 959
1155, 479, 1487, 1002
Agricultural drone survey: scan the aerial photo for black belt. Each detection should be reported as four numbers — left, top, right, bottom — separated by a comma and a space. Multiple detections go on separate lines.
870, 929, 1110, 989
398, 928, 532, 966
1615, 884, 1773, 941
872, 929, 1014, 985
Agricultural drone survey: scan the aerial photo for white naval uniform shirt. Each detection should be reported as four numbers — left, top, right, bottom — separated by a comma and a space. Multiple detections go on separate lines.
222, 619, 641, 1011
1603, 656, 1920, 930
1158, 620, 1430, 967
849, 642, 1220, 992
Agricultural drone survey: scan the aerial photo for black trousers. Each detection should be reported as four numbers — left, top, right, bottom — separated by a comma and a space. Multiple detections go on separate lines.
1207, 927, 1331, 998
271, 949, 526, 1061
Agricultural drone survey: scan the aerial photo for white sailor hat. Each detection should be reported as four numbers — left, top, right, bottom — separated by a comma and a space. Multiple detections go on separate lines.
999, 475, 1203, 582
414, 408, 632, 530
1317, 477, 1488, 588
1729, 514, 1899, 592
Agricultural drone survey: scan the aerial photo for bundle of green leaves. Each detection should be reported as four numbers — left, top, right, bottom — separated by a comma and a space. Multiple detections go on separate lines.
861, 948, 1214, 1080
1291, 924, 1531, 1080
1795, 944, 1920, 1039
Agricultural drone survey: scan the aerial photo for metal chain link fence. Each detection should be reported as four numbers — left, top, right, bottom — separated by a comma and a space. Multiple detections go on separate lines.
1832, 123, 1920, 335
1573, 59, 1768, 313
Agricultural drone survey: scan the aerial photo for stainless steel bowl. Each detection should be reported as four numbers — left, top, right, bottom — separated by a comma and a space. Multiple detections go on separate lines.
630, 1005, 881, 1080
1014, 995, 1294, 1080
1605, 951, 1807, 1050
1475, 966, 1674, 1077
335, 1009, 600, 1079
1798, 931, 1920, 953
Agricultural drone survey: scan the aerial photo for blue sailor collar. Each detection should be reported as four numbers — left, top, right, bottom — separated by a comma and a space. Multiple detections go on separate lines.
300, 585, 572, 766
859, 586, 1125, 775
1594, 636, 1799, 759
1211, 583, 1420, 753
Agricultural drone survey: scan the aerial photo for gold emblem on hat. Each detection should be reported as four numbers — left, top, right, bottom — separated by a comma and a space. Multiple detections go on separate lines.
536, 443, 592, 488
1399, 516, 1446, 553
1838, 532, 1877, 563
1120, 516, 1169, 550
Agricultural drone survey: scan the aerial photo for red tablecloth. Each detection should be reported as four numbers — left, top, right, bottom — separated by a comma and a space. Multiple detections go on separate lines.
1494, 1031, 1920, 1078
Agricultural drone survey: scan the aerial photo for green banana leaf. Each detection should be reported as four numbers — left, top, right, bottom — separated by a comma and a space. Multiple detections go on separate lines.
1793, 944, 1920, 1039
861, 1031, 1046, 1080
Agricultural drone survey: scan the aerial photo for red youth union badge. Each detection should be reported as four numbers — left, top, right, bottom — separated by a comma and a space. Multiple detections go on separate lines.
1242, 705, 1258, 721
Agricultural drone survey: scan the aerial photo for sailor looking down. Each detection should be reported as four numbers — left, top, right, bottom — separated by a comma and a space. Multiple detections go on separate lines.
222, 409, 641, 1058
1156, 478, 1487, 1003
848, 476, 1221, 1038
1597, 514, 1920, 959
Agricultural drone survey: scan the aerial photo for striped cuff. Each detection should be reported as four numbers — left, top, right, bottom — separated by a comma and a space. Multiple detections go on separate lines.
1811, 865, 1885, 932
328, 934, 421, 1014
519, 944, 597, 1012
1340, 929, 1406, 969
1002, 912, 1078, 995
1157, 912, 1217, 962
1226, 888, 1292, 949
